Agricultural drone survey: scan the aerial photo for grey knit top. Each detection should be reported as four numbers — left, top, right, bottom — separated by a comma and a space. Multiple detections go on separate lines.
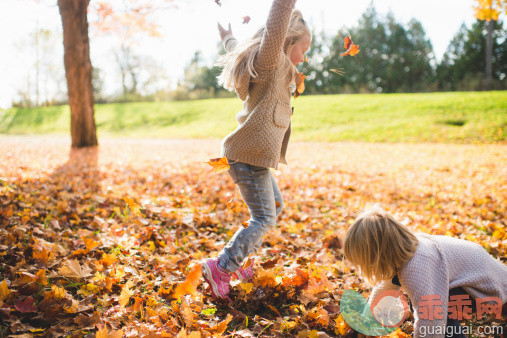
368, 233, 507, 338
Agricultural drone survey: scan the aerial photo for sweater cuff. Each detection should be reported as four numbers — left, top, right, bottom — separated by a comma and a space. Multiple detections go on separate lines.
223, 34, 235, 47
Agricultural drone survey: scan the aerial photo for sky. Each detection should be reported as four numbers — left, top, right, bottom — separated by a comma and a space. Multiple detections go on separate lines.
0, 0, 477, 109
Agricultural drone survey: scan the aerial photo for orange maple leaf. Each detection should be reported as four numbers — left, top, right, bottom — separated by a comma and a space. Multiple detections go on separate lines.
340, 36, 360, 56
294, 72, 306, 99
205, 157, 230, 173
173, 265, 202, 299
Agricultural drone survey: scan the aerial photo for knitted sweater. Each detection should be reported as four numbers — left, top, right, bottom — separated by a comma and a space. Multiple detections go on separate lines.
219, 0, 297, 170
368, 233, 507, 338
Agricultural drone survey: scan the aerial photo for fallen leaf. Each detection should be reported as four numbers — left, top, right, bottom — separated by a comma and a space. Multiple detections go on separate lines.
124, 196, 143, 217
0, 280, 11, 302
58, 259, 93, 278
15, 297, 37, 313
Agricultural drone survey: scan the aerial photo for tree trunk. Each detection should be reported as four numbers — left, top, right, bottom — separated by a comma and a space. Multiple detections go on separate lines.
485, 19, 493, 90
58, 0, 98, 148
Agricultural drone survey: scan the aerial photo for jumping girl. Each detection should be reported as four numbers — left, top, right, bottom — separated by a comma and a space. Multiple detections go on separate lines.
201, 0, 311, 299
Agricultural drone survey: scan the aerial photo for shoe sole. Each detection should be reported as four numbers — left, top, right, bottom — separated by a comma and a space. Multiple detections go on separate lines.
201, 261, 223, 299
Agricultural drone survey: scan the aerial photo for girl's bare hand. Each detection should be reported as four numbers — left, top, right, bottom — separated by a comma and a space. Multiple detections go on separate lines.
217, 22, 232, 40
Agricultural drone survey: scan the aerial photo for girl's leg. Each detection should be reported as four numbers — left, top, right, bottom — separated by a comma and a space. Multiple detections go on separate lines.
218, 162, 281, 272
270, 171, 284, 218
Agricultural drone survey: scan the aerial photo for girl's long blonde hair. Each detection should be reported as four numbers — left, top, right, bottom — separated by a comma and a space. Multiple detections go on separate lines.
217, 10, 310, 90
343, 205, 419, 285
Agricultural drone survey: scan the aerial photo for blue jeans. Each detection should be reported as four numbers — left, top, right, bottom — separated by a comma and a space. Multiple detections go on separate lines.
217, 159, 284, 272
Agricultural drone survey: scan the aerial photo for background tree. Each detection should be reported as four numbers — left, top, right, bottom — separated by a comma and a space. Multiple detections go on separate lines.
57, 0, 174, 147
436, 20, 506, 90
473, 0, 507, 89
58, 0, 97, 148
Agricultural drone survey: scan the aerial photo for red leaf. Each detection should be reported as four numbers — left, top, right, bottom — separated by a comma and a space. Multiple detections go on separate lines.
242, 16, 251, 24
15, 296, 37, 313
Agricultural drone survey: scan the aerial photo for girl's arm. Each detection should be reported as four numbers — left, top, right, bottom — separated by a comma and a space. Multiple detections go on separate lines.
400, 256, 449, 338
255, 0, 296, 71
218, 23, 237, 52
367, 278, 402, 309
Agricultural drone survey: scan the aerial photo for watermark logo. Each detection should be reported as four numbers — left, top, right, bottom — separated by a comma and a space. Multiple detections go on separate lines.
340, 289, 409, 336
340, 290, 504, 336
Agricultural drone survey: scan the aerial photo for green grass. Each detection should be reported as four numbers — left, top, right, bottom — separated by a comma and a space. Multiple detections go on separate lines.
1, 91, 506, 143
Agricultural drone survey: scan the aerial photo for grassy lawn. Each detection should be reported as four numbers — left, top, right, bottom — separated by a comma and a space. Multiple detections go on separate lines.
1, 91, 505, 143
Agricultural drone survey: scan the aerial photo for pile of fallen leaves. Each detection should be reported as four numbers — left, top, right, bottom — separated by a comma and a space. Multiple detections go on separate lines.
0, 137, 505, 337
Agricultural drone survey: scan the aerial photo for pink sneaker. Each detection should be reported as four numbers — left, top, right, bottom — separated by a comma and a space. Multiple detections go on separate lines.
201, 258, 231, 299
233, 259, 254, 282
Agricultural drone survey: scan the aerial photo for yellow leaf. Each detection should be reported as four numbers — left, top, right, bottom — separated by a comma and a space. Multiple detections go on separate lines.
58, 259, 93, 278
64, 299, 79, 313
334, 314, 350, 336
148, 240, 156, 251
51, 285, 68, 299
119, 280, 134, 308
0, 280, 11, 302
493, 229, 505, 239
239, 282, 254, 294
124, 196, 143, 217
205, 157, 230, 174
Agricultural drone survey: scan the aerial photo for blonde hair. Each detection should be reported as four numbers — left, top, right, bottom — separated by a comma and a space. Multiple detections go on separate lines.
217, 10, 310, 90
343, 205, 419, 285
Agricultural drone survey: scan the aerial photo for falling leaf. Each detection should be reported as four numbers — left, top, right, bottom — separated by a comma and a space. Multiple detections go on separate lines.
58, 259, 93, 278
340, 36, 360, 56
205, 157, 230, 173
214, 0, 222, 6
15, 296, 37, 313
294, 72, 306, 99
173, 265, 202, 299
242, 16, 251, 24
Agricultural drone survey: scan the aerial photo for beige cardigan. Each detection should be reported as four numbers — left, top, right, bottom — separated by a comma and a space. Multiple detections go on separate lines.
219, 0, 297, 170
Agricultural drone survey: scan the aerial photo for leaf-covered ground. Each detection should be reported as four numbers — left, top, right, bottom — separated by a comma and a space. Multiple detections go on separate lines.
0, 136, 506, 337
